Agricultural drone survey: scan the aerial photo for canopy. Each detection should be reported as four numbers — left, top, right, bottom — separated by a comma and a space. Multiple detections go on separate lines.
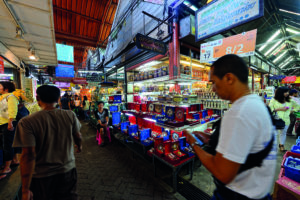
282, 76, 297, 84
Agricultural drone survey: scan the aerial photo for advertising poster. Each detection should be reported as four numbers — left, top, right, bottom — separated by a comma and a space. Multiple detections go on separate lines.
0, 57, 4, 74
200, 29, 257, 62
195, 0, 263, 42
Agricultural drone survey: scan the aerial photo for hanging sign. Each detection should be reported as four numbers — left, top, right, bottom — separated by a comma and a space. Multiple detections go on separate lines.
195, 0, 263, 42
200, 29, 257, 63
0, 57, 4, 74
134, 33, 167, 55
86, 74, 103, 82
71, 78, 88, 85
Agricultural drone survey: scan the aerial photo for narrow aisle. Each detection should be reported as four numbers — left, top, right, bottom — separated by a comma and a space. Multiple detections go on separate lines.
75, 122, 178, 200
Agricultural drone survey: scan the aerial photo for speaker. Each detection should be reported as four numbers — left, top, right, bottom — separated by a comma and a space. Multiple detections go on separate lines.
25, 67, 30, 77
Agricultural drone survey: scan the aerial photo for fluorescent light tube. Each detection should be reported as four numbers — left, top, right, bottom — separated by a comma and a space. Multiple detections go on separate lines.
279, 9, 300, 16
280, 59, 294, 68
265, 41, 282, 56
144, 118, 156, 122
180, 60, 204, 68
273, 51, 288, 63
287, 28, 300, 34
125, 113, 134, 116
259, 30, 281, 51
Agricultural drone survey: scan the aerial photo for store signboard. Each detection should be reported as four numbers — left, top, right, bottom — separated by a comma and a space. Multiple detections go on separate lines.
86, 74, 102, 82
200, 29, 257, 62
0, 57, 4, 74
71, 78, 88, 85
195, 0, 263, 42
134, 33, 167, 55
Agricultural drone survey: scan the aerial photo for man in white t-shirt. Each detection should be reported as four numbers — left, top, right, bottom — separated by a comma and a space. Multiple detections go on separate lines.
184, 54, 276, 200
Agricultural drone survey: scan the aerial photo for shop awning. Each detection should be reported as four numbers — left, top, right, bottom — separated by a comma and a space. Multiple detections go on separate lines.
282, 76, 297, 84
294, 77, 300, 84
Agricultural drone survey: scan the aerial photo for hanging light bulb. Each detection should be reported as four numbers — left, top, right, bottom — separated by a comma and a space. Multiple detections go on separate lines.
15, 26, 22, 39
29, 49, 36, 60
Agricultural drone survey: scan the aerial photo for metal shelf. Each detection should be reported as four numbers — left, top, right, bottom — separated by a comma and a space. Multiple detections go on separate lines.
155, 119, 219, 131
153, 102, 200, 107
128, 75, 203, 85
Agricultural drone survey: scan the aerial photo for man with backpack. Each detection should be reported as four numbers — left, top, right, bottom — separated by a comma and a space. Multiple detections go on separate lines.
184, 55, 276, 200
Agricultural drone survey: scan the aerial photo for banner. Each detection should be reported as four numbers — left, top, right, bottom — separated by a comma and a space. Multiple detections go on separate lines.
0, 57, 4, 74
134, 33, 167, 55
71, 78, 88, 85
200, 29, 257, 62
195, 0, 263, 42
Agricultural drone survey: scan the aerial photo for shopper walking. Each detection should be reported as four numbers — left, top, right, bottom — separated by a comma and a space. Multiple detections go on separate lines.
13, 85, 82, 200
269, 87, 292, 151
73, 95, 81, 117
59, 93, 71, 110
94, 101, 109, 147
286, 89, 300, 136
82, 96, 90, 121
0, 81, 20, 180
184, 54, 276, 200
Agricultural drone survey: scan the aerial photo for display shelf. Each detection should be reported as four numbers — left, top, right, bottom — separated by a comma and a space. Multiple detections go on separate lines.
128, 75, 203, 85
153, 102, 200, 107
128, 75, 169, 84
155, 119, 219, 132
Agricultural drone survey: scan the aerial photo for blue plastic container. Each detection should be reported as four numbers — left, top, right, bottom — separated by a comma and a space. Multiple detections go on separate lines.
140, 128, 151, 141
109, 105, 118, 112
291, 145, 300, 154
121, 121, 130, 132
193, 113, 200, 120
284, 156, 300, 182
112, 112, 121, 125
113, 95, 122, 103
128, 124, 138, 136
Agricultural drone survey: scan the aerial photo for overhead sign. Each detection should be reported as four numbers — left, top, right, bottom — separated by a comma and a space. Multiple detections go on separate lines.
195, 0, 263, 42
134, 33, 167, 55
0, 57, 4, 74
86, 74, 103, 82
71, 78, 88, 85
200, 29, 257, 62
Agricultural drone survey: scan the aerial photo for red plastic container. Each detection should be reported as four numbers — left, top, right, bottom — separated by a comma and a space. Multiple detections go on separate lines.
129, 116, 136, 124
135, 104, 140, 112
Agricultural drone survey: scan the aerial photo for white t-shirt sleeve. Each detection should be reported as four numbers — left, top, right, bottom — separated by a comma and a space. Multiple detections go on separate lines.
216, 115, 257, 164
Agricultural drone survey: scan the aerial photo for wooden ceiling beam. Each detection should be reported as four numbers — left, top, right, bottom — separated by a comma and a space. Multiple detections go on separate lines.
53, 5, 112, 25
55, 31, 97, 47
97, 0, 113, 45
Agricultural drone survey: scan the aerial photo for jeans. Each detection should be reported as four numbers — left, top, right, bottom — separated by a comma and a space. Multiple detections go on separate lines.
277, 125, 288, 145
0, 121, 21, 162
287, 113, 296, 134
83, 110, 90, 121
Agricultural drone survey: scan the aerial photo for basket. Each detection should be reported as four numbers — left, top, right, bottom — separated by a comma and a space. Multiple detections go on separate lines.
109, 105, 118, 112
281, 151, 300, 168
284, 156, 300, 182
113, 95, 122, 103
291, 145, 300, 154
112, 112, 121, 125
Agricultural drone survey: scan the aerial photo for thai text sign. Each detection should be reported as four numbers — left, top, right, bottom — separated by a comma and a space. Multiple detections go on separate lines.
0, 57, 4, 74
195, 0, 263, 42
135, 33, 167, 55
200, 29, 257, 63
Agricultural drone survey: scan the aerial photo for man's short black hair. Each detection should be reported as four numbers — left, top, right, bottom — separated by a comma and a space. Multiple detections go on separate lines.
97, 101, 105, 106
36, 85, 60, 103
290, 89, 298, 95
0, 81, 16, 93
212, 54, 248, 84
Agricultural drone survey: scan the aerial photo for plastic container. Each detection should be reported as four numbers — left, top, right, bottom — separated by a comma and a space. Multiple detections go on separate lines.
112, 112, 121, 125
281, 151, 300, 168
113, 95, 122, 103
291, 145, 300, 154
109, 105, 118, 112
140, 128, 151, 141
284, 156, 300, 182
128, 124, 138, 136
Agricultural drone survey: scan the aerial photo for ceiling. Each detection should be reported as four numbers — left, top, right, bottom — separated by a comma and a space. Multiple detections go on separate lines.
0, 0, 57, 66
53, 0, 118, 48
180, 0, 300, 75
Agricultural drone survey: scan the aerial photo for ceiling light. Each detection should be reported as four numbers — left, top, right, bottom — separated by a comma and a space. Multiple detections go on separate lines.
279, 56, 293, 68
136, 61, 162, 71
15, 26, 22, 39
180, 60, 204, 68
279, 9, 300, 16
259, 30, 281, 51
273, 51, 287, 63
287, 28, 300, 34
29, 50, 36, 60
280, 59, 294, 69
272, 43, 286, 56
265, 41, 282, 56
183, 1, 197, 11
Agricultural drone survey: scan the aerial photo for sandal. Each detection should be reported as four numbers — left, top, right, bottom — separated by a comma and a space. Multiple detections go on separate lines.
279, 144, 287, 152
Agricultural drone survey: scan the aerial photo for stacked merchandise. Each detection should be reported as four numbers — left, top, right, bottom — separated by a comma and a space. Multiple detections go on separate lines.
273, 137, 300, 199
128, 66, 169, 82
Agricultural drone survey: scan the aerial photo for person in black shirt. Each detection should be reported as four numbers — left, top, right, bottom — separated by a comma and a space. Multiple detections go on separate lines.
59, 93, 71, 110
94, 101, 109, 147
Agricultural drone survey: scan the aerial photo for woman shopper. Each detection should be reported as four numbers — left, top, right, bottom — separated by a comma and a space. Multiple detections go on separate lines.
82, 96, 90, 121
269, 86, 292, 152
0, 81, 20, 180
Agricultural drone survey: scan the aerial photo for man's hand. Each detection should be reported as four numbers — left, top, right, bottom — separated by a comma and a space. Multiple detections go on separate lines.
22, 190, 33, 200
183, 130, 196, 145
7, 122, 14, 131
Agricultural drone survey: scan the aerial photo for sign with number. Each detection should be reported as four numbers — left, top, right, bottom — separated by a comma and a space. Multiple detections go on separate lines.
195, 0, 263, 42
0, 57, 4, 74
200, 29, 257, 63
